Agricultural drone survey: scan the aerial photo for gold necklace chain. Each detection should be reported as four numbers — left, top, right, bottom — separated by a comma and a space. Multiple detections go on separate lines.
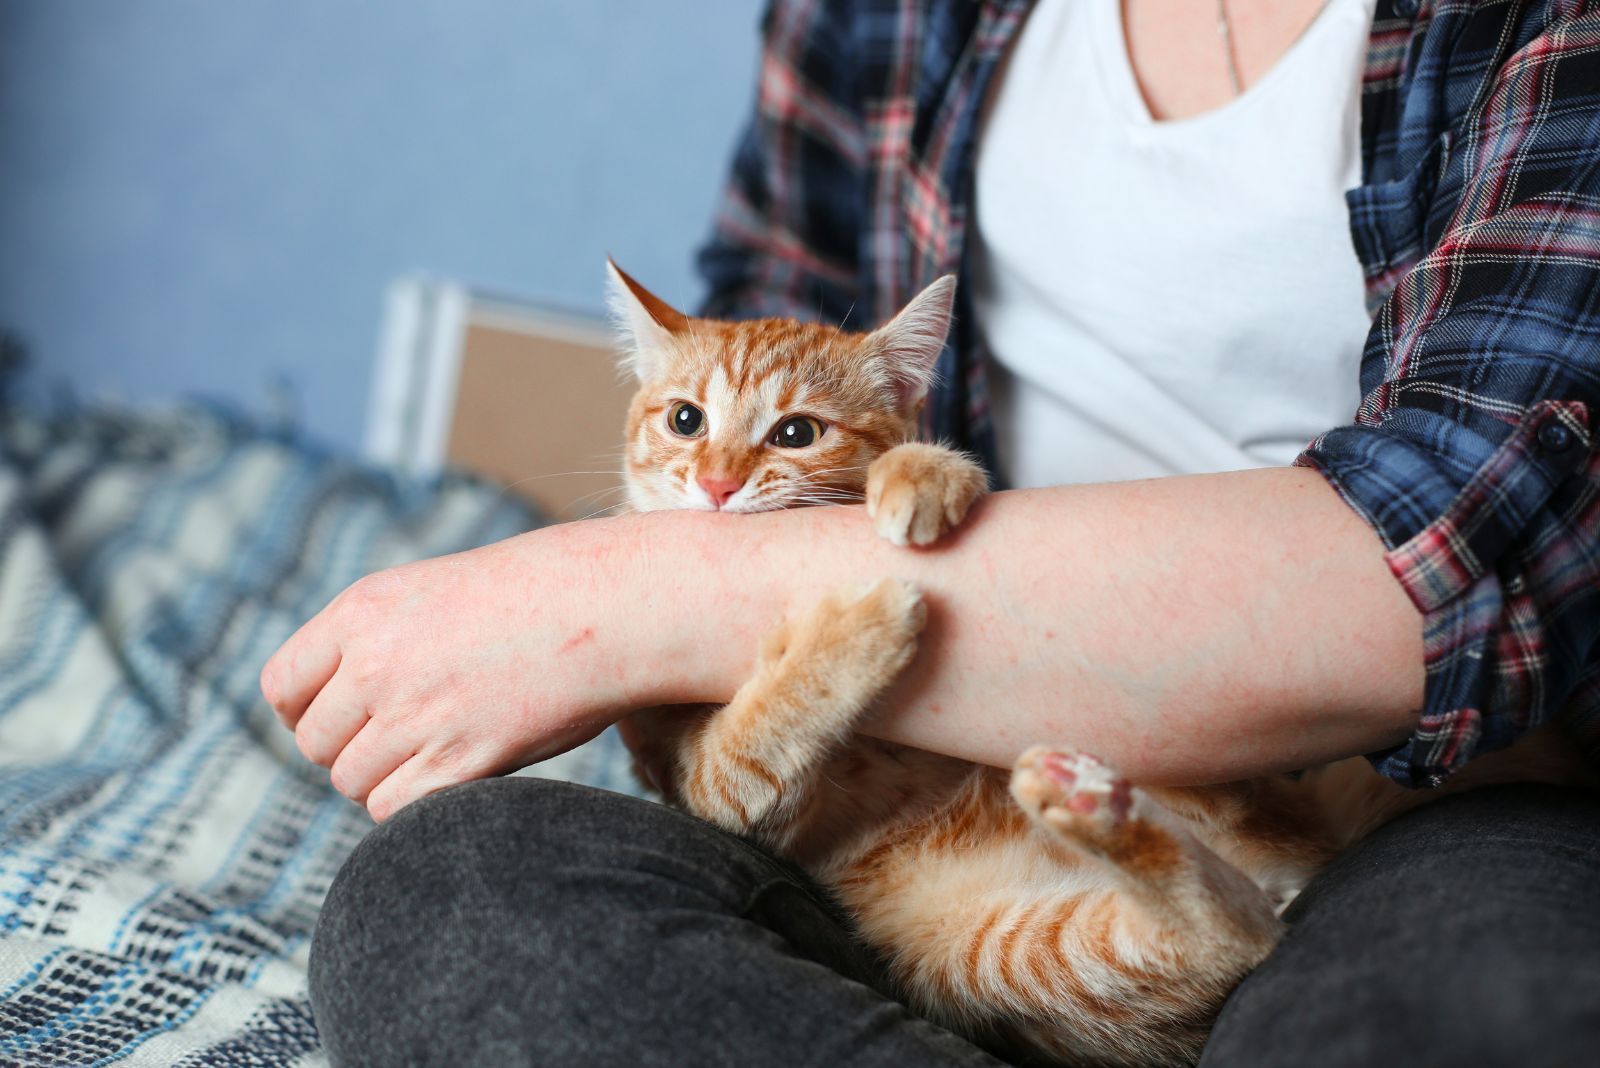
1216, 0, 1244, 95
1215, 0, 1335, 97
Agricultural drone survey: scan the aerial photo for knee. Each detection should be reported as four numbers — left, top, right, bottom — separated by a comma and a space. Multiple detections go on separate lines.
315, 775, 765, 944
1280, 782, 1600, 931
359, 775, 579, 861
310, 778, 682, 1066
321, 777, 652, 923
1202, 785, 1600, 1067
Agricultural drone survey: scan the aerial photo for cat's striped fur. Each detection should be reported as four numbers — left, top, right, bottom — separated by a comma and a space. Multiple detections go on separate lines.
604, 261, 1587, 1066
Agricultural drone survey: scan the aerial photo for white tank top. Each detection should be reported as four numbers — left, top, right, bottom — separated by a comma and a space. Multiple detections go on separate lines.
970, 0, 1376, 488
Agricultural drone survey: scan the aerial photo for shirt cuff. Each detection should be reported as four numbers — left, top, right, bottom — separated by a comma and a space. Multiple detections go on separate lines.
1295, 399, 1594, 787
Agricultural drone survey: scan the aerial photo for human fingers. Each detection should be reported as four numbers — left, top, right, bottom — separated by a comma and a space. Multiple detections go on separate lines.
293, 672, 370, 768
260, 617, 342, 728
364, 753, 481, 823
328, 720, 417, 807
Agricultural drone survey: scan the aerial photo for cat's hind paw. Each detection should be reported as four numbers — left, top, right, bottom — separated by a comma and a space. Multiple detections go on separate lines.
1014, 749, 1285, 942
763, 577, 927, 707
866, 443, 987, 547
1011, 748, 1169, 863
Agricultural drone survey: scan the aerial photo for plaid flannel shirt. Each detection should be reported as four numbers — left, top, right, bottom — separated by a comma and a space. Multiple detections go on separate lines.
697, 0, 1600, 788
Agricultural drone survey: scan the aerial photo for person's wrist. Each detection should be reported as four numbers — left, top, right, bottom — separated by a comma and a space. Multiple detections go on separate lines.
621, 507, 756, 706
581, 503, 882, 709
475, 516, 654, 725
552, 508, 736, 710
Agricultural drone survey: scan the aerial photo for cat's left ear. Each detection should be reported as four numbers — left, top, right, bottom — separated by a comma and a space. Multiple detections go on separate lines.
867, 274, 956, 407
606, 258, 689, 381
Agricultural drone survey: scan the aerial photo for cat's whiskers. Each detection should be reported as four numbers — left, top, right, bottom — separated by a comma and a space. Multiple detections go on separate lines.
497, 468, 631, 498
572, 498, 634, 522
563, 480, 635, 521
778, 482, 863, 498
562, 480, 632, 503
714, 464, 872, 512
780, 464, 871, 489
563, 484, 633, 516
786, 462, 868, 480
775, 494, 866, 510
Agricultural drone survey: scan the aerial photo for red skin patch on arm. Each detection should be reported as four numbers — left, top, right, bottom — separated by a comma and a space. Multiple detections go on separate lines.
559, 627, 596, 654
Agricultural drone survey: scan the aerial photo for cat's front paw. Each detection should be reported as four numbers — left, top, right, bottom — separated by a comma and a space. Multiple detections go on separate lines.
866, 443, 987, 547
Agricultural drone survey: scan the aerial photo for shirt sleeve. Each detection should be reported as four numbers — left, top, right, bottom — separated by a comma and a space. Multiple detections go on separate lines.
694, 0, 865, 326
1296, 6, 1600, 787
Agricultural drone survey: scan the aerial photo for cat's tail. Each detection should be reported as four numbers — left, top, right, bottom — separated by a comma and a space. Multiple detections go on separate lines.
1304, 721, 1597, 846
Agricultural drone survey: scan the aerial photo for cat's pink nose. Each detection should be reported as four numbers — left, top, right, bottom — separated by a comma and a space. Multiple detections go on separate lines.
696, 475, 744, 508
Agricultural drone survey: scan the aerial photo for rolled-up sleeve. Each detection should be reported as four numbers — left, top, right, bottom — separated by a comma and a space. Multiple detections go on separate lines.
696, 0, 865, 325
1297, 6, 1600, 786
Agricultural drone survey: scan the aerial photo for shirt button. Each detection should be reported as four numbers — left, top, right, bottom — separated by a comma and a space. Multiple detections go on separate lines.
1393, 0, 1419, 15
1425, 773, 1446, 789
1537, 421, 1575, 454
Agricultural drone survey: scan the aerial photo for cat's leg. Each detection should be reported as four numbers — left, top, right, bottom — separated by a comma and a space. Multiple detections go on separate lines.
988, 749, 1288, 1065
846, 769, 1252, 1068
866, 443, 987, 547
675, 577, 925, 841
616, 705, 713, 799
1010, 748, 1283, 955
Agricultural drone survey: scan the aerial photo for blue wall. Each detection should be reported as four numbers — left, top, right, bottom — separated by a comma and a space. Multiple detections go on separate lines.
0, 1, 760, 451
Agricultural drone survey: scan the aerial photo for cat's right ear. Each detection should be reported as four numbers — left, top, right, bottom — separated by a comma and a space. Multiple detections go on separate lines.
606, 258, 689, 382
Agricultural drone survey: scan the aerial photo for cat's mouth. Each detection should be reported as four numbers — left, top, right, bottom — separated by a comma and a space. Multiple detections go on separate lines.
721, 498, 793, 514
629, 476, 867, 515
730, 490, 866, 513
689, 495, 784, 515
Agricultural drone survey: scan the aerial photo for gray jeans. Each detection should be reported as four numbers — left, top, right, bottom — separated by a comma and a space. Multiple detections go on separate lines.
309, 778, 1600, 1067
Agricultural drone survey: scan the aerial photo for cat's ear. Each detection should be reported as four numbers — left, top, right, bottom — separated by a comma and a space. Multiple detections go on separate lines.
867, 274, 956, 407
606, 258, 689, 381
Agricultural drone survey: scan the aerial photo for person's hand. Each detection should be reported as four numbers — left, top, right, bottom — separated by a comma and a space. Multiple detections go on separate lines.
260, 518, 667, 821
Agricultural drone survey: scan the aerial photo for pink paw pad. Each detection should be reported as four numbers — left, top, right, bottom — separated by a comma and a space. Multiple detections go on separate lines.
1039, 751, 1134, 823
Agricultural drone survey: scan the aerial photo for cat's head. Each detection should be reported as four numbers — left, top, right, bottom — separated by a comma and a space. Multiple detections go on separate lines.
607, 260, 955, 513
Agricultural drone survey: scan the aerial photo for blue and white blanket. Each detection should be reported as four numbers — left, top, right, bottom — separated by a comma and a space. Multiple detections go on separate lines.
0, 405, 636, 1066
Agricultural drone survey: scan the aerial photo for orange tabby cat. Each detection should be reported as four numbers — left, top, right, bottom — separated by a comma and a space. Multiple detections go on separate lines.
603, 260, 1582, 1067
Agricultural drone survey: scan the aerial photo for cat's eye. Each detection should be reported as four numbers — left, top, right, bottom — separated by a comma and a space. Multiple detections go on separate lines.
770, 415, 826, 449
667, 401, 706, 438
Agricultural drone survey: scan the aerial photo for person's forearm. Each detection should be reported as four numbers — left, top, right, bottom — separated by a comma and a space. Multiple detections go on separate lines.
634, 467, 1424, 785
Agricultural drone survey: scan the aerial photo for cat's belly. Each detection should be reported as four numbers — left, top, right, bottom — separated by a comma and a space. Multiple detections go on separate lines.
782, 741, 999, 874
802, 757, 1243, 1067
814, 757, 1108, 897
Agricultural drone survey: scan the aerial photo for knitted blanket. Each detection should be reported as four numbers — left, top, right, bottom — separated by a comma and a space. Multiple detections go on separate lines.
0, 405, 637, 1066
